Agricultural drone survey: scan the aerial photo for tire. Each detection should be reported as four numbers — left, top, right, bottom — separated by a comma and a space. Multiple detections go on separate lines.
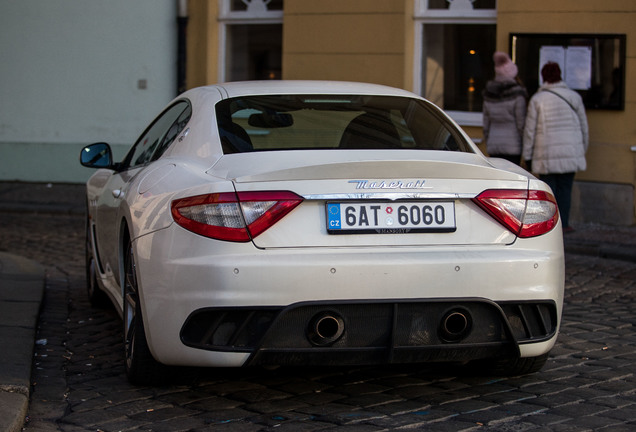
85, 218, 109, 308
471, 352, 549, 376
123, 236, 165, 385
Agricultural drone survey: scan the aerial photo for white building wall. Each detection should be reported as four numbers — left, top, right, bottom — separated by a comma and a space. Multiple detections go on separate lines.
0, 0, 176, 183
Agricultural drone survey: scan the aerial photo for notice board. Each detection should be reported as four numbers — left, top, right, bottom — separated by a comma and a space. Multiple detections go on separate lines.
510, 33, 626, 110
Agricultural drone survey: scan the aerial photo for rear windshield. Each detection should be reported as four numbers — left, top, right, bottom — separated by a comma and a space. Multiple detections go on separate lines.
215, 95, 472, 154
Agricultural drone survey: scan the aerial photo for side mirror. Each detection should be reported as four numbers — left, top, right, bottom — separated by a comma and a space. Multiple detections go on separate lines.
80, 142, 113, 168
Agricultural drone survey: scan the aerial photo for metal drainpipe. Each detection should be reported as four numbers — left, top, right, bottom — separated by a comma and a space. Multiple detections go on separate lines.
177, 0, 188, 95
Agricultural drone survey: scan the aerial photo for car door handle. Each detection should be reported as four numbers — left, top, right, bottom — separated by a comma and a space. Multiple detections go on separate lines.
112, 189, 124, 199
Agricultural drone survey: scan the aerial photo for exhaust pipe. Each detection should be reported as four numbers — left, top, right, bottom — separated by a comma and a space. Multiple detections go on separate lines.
307, 312, 345, 346
439, 308, 472, 343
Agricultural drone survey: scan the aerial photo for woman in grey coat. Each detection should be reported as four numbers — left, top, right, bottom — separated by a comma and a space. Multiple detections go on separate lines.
482, 52, 528, 164
523, 62, 589, 232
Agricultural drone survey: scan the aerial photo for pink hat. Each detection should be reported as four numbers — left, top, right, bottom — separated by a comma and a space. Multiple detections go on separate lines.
493, 51, 518, 80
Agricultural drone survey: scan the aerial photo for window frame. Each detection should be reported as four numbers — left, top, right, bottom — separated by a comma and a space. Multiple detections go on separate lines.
413, 0, 497, 127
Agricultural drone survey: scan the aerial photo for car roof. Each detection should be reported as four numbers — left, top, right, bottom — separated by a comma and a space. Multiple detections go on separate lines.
183, 80, 421, 100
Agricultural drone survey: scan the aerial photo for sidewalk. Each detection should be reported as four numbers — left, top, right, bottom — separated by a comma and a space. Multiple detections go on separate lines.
0, 182, 81, 432
0, 253, 44, 432
0, 181, 634, 432
0, 181, 85, 215
562, 221, 636, 263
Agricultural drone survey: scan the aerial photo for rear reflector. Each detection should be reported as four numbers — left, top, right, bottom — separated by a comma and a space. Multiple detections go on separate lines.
171, 191, 303, 242
472, 189, 559, 238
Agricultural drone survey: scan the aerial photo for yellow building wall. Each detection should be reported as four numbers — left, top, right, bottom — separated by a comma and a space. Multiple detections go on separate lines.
184, 0, 634, 223
498, 0, 636, 221
186, 0, 221, 88
282, 0, 407, 88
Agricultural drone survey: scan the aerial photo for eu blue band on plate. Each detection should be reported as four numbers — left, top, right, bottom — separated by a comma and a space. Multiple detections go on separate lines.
327, 203, 341, 230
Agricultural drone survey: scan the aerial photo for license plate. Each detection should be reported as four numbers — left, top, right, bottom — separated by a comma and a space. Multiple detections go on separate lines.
326, 201, 456, 234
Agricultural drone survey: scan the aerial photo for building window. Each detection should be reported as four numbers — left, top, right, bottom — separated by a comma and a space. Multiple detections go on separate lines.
225, 24, 282, 80
228, 0, 282, 12
220, 0, 283, 82
423, 24, 496, 113
426, 0, 496, 10
414, 0, 497, 126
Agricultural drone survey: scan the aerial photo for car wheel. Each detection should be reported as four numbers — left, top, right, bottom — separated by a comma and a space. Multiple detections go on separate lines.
472, 352, 549, 376
85, 219, 109, 308
123, 237, 164, 385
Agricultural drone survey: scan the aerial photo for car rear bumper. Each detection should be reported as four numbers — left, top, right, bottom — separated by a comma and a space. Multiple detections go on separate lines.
180, 298, 559, 367
133, 225, 564, 367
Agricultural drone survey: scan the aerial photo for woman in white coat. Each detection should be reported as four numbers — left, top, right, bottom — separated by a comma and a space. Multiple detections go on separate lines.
523, 62, 588, 232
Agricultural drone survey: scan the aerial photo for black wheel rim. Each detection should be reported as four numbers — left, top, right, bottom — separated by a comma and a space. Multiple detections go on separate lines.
85, 218, 93, 296
123, 242, 138, 370
87, 258, 97, 298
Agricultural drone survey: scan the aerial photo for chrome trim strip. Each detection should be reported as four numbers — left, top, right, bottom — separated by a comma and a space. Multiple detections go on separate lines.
303, 193, 472, 200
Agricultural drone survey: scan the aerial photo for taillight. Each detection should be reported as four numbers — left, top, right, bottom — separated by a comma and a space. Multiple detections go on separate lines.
472, 189, 559, 238
171, 191, 303, 242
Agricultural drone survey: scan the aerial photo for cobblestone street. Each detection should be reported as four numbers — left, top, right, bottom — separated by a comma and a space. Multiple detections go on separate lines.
1, 209, 636, 431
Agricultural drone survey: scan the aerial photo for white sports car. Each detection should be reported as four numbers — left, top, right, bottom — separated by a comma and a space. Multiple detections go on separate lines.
80, 81, 564, 385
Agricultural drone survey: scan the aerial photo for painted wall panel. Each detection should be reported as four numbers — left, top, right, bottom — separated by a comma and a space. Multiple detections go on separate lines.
0, 0, 176, 182
283, 53, 405, 87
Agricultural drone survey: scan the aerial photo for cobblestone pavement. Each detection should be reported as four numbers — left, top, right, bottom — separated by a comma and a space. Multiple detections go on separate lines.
1, 210, 636, 431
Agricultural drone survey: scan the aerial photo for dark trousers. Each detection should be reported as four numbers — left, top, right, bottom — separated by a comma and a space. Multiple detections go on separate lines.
489, 154, 521, 165
540, 173, 575, 228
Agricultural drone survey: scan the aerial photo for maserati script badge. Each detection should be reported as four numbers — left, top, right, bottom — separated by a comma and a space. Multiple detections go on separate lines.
349, 180, 430, 190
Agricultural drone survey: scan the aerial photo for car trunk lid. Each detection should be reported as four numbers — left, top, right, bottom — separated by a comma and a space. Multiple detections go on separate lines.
208, 151, 529, 248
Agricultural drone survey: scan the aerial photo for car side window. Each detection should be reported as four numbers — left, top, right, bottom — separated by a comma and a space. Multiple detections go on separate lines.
124, 101, 191, 169
151, 103, 192, 161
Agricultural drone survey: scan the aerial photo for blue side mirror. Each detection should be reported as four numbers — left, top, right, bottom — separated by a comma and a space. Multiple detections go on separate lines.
80, 142, 113, 168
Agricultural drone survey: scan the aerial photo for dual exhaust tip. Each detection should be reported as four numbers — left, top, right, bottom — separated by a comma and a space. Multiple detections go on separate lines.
306, 307, 473, 346
438, 308, 472, 343
307, 312, 345, 346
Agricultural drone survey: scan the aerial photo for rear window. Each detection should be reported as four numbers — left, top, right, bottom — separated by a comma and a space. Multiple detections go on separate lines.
215, 95, 472, 154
